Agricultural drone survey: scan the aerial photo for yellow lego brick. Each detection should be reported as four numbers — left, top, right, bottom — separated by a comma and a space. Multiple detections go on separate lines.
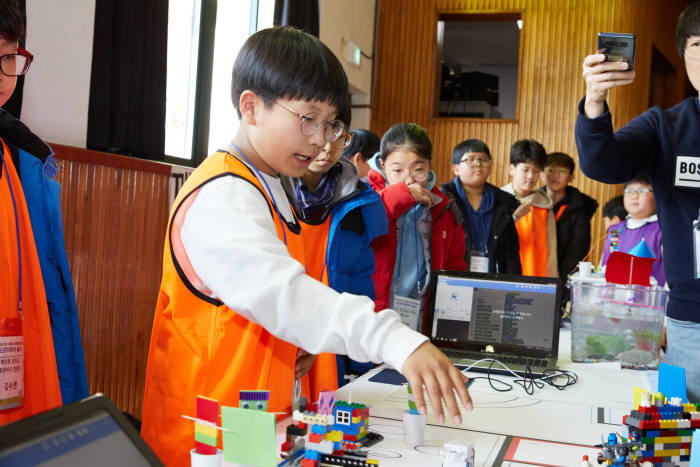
325, 431, 343, 442
352, 416, 360, 423
367, 460, 378, 465
194, 421, 218, 439
653, 436, 683, 443
653, 448, 688, 456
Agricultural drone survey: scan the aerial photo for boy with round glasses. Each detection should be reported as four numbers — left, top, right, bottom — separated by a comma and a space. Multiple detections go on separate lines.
440, 138, 521, 274
142, 28, 472, 467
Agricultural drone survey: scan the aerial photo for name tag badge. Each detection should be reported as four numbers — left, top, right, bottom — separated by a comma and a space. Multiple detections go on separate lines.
470, 254, 489, 273
0, 318, 24, 411
674, 154, 700, 189
391, 295, 423, 331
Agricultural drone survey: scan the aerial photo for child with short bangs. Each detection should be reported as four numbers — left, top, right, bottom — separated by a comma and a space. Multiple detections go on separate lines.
142, 28, 472, 467
368, 123, 467, 331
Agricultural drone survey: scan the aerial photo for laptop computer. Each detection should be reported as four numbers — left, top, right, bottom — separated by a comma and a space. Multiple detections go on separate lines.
424, 270, 563, 377
0, 394, 164, 467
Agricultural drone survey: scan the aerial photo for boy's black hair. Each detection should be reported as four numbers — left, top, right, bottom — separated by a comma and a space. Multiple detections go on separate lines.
231, 26, 349, 119
676, 1, 700, 57
509, 139, 547, 169
0, 0, 24, 42
336, 103, 351, 127
602, 195, 627, 220
379, 123, 432, 161
545, 152, 575, 173
451, 139, 491, 165
343, 129, 379, 161
623, 172, 652, 188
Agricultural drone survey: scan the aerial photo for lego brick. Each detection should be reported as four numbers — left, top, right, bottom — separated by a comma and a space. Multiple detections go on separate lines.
301, 458, 318, 467
326, 430, 343, 442
305, 449, 321, 461
309, 433, 324, 443
311, 424, 327, 435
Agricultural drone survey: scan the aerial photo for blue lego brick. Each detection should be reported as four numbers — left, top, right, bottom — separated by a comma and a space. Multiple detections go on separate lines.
305, 450, 321, 461
311, 424, 327, 435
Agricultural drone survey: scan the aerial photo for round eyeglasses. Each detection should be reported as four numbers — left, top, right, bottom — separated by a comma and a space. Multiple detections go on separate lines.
459, 156, 492, 168
0, 47, 33, 77
264, 97, 345, 143
623, 187, 651, 196
388, 166, 431, 183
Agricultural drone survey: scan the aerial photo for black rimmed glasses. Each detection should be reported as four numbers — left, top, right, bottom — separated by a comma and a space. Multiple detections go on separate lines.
264, 97, 345, 143
0, 47, 33, 77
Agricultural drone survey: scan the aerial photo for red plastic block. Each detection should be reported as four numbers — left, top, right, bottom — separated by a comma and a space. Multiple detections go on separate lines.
281, 441, 294, 453
302, 459, 318, 467
309, 433, 324, 443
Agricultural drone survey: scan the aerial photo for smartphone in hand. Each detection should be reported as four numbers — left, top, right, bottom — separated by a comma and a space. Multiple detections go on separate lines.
598, 32, 636, 70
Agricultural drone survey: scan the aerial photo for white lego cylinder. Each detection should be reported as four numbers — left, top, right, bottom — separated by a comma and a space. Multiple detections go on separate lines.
190, 448, 222, 467
402, 410, 426, 445
578, 261, 593, 278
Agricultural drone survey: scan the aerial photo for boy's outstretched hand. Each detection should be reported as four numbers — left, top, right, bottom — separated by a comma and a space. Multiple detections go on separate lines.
401, 341, 473, 425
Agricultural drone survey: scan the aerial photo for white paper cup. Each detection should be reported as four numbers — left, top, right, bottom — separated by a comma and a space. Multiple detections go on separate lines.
190, 448, 222, 467
402, 409, 426, 445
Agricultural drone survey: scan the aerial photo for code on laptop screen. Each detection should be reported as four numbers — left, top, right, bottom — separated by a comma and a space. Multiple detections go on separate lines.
431, 275, 558, 352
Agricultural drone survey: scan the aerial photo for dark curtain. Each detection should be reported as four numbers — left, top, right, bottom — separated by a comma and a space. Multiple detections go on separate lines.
4, 0, 26, 119
87, 0, 168, 160
274, 0, 319, 37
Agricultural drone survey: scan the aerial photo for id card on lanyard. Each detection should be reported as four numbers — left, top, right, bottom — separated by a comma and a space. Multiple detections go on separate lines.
470, 251, 489, 273
391, 295, 423, 332
1, 154, 25, 411
0, 318, 24, 411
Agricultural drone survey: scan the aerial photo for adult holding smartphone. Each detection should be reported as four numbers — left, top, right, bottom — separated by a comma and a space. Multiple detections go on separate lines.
575, 1, 700, 400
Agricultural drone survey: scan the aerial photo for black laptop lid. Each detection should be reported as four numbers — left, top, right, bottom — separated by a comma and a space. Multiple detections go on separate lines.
424, 270, 562, 359
0, 394, 164, 467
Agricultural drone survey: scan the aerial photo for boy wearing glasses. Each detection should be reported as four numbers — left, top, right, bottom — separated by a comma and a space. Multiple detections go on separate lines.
281, 107, 388, 391
539, 152, 598, 281
440, 139, 521, 274
0, 0, 64, 425
142, 28, 472, 467
600, 174, 664, 285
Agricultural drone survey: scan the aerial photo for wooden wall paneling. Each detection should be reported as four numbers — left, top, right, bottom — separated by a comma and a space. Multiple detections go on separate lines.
53, 144, 170, 418
371, 0, 688, 265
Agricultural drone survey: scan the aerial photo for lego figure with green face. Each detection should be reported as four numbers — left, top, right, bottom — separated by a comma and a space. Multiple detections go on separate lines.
239, 390, 270, 411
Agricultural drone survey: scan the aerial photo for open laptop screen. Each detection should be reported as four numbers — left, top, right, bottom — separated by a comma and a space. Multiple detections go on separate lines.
427, 271, 561, 357
0, 410, 153, 467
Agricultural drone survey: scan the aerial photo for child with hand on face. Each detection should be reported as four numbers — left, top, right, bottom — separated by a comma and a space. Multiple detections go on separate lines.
367, 123, 466, 331
601, 173, 665, 285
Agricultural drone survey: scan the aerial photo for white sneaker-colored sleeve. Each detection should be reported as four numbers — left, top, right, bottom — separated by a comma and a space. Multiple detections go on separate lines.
179, 175, 427, 372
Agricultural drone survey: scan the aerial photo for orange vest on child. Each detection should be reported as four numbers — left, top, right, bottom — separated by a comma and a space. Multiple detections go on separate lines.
515, 206, 552, 277
298, 218, 338, 399
141, 151, 311, 467
0, 139, 61, 425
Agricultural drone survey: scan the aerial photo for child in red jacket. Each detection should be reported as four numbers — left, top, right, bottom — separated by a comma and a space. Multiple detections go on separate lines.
368, 123, 467, 331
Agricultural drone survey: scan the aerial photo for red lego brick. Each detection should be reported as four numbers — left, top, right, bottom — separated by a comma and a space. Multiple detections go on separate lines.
302, 459, 318, 467
344, 434, 358, 441
281, 441, 294, 453
309, 433, 324, 443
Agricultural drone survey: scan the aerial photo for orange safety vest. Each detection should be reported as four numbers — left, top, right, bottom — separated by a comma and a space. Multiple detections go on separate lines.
297, 218, 338, 400
0, 139, 61, 425
515, 206, 551, 277
141, 151, 311, 467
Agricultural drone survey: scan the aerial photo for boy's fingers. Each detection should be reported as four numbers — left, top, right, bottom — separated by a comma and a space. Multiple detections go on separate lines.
435, 370, 461, 425
423, 374, 446, 424
407, 377, 427, 415
453, 369, 473, 412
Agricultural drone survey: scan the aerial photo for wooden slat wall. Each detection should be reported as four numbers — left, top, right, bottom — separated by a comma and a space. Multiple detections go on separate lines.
371, 0, 689, 264
52, 144, 171, 419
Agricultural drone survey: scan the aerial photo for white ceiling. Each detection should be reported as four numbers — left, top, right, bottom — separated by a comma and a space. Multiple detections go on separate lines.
443, 21, 521, 68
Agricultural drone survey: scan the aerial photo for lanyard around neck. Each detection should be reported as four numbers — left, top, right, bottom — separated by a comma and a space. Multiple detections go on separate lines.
228, 142, 288, 245
2, 154, 22, 319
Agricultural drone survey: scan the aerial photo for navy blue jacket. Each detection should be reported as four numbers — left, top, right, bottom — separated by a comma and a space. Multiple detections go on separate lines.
0, 109, 89, 403
575, 97, 700, 322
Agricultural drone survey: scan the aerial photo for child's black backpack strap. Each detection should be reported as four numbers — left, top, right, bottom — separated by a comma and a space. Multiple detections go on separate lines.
339, 208, 366, 235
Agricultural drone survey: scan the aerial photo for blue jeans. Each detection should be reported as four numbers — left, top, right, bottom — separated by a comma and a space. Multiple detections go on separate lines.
666, 317, 700, 402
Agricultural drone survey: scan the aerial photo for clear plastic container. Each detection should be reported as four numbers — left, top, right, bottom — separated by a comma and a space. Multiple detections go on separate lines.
570, 280, 667, 369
